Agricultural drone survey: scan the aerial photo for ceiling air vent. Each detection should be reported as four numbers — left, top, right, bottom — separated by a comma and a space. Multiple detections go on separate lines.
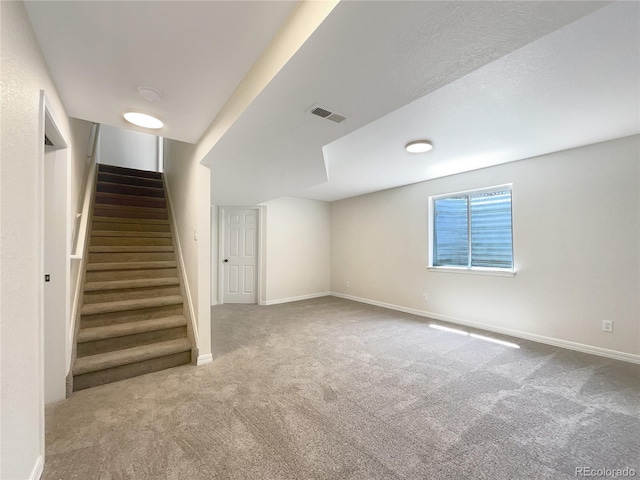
310, 105, 347, 124
311, 107, 332, 118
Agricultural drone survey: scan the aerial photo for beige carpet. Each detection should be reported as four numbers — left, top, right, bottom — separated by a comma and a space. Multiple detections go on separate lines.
43, 297, 640, 479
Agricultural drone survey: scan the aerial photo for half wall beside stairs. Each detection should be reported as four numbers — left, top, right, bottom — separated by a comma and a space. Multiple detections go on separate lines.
72, 164, 194, 391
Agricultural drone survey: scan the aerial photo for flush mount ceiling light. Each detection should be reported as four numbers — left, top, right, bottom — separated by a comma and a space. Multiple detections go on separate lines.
405, 140, 433, 153
123, 112, 163, 129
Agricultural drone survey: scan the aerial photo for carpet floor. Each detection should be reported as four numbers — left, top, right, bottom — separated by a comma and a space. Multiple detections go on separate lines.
43, 296, 639, 479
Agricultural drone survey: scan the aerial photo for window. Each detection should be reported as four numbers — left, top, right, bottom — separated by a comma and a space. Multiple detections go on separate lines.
429, 185, 514, 274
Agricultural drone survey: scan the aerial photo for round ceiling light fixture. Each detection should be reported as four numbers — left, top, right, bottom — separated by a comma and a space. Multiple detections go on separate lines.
123, 112, 164, 129
405, 140, 433, 153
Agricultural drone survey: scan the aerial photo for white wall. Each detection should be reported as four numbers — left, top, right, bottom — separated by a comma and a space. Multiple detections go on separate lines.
99, 124, 159, 172
0, 1, 81, 477
331, 135, 640, 358
163, 139, 212, 364
261, 197, 331, 304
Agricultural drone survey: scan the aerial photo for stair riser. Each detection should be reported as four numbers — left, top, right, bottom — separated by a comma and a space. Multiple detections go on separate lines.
87, 261, 176, 272
98, 164, 162, 180
89, 246, 174, 253
90, 237, 172, 247
77, 326, 188, 357
97, 182, 166, 199
97, 172, 163, 189
93, 206, 168, 220
92, 216, 169, 225
88, 252, 175, 263
89, 252, 175, 264
83, 285, 181, 304
84, 278, 180, 291
81, 304, 184, 329
91, 221, 170, 233
73, 351, 191, 391
95, 193, 166, 209
85, 267, 177, 282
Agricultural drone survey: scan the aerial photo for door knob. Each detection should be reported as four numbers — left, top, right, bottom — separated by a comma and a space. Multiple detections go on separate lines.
224, 259, 229, 263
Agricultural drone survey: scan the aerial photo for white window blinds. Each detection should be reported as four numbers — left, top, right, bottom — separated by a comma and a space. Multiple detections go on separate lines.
433, 188, 513, 270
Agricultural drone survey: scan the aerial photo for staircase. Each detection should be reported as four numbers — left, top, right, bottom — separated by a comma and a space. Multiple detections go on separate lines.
72, 164, 194, 391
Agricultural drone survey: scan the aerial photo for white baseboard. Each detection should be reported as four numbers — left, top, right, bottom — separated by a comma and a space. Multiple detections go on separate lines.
197, 353, 213, 365
330, 292, 640, 365
30, 455, 44, 480
263, 292, 330, 306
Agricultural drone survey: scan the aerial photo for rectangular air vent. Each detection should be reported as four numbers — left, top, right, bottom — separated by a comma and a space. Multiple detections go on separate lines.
310, 105, 347, 124
311, 107, 332, 118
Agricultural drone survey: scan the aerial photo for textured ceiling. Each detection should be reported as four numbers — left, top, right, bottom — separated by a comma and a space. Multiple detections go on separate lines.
24, 1, 295, 143
298, 1, 640, 201
204, 1, 615, 205
25, 1, 638, 206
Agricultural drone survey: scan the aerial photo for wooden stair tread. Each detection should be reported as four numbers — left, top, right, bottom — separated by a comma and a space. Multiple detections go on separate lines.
86, 260, 177, 271
77, 316, 187, 343
89, 246, 174, 253
81, 295, 184, 315
92, 216, 169, 225
91, 230, 172, 238
73, 338, 191, 375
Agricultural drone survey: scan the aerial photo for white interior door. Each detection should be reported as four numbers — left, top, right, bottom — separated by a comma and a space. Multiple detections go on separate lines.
223, 208, 258, 304
44, 146, 68, 403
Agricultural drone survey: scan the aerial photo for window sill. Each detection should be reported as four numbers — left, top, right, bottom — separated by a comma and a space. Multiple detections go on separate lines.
427, 266, 516, 277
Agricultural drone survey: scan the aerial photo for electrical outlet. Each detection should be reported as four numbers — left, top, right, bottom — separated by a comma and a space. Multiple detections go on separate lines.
346, 281, 350, 288
422, 293, 428, 301
602, 320, 613, 333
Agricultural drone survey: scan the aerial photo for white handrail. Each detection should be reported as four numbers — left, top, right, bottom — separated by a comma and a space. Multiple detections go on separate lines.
86, 121, 98, 158
67, 123, 99, 384
71, 123, 99, 260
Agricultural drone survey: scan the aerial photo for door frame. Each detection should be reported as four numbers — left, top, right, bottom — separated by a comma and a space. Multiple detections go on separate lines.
217, 206, 265, 305
38, 92, 69, 409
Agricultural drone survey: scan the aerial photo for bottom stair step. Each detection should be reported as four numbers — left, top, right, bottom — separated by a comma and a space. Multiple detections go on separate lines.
73, 351, 191, 391
73, 338, 192, 376
76, 316, 188, 357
